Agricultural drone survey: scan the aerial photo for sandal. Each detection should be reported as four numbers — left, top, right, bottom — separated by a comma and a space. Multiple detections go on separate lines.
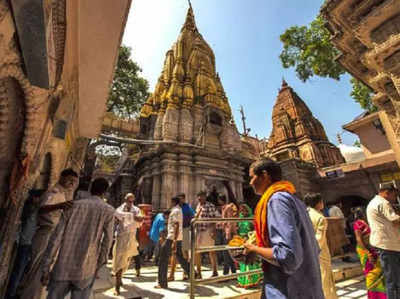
167, 276, 175, 282
154, 284, 167, 289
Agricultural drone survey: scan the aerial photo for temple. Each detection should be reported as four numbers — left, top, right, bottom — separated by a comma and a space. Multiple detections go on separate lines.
266, 80, 345, 167
132, 5, 248, 208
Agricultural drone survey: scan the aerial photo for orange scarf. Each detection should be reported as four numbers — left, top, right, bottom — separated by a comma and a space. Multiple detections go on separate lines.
254, 181, 296, 248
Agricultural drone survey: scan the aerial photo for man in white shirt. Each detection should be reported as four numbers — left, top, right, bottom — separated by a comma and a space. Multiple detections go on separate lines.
367, 182, 400, 299
155, 196, 190, 289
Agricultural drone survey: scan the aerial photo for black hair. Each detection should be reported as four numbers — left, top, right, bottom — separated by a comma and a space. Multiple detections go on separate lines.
353, 207, 366, 221
218, 195, 226, 202
197, 191, 207, 197
250, 159, 282, 182
176, 192, 186, 198
28, 189, 46, 198
163, 209, 171, 216
171, 196, 180, 206
90, 178, 109, 196
60, 168, 78, 178
379, 182, 397, 192
303, 193, 323, 208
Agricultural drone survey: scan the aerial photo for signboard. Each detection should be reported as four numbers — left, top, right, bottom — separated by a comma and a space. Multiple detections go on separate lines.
380, 172, 400, 182
326, 171, 337, 178
325, 169, 345, 179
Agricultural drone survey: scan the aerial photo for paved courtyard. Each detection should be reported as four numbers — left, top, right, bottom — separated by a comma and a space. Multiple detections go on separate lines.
336, 276, 367, 299
86, 261, 369, 299
40, 257, 367, 298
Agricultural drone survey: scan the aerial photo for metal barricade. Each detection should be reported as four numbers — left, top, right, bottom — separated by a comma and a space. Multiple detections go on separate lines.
189, 217, 263, 299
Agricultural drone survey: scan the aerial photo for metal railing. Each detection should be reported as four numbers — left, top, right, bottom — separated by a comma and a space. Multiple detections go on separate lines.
189, 217, 263, 299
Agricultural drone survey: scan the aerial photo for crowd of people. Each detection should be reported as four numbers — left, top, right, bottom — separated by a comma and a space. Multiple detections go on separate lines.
4, 158, 400, 299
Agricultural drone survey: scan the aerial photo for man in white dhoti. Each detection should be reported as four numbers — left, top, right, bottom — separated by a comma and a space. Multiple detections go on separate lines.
112, 193, 143, 295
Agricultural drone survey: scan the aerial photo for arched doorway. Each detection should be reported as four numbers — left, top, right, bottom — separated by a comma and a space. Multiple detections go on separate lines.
336, 195, 368, 217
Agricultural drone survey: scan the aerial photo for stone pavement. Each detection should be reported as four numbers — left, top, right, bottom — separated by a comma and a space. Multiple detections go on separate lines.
88, 259, 368, 299
92, 261, 260, 299
42, 257, 367, 298
336, 276, 367, 299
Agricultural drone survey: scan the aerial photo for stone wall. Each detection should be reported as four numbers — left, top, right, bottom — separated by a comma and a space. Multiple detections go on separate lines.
135, 146, 245, 211
0, 0, 130, 295
280, 159, 320, 199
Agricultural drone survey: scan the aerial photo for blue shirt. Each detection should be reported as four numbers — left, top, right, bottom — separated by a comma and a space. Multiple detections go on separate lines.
263, 192, 324, 299
181, 203, 195, 228
150, 213, 165, 242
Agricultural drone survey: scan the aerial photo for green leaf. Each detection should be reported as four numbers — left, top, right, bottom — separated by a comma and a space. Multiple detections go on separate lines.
107, 45, 150, 118
279, 16, 376, 111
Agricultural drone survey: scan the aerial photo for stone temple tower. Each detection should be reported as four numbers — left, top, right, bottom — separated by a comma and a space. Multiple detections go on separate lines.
136, 4, 246, 209
266, 80, 345, 168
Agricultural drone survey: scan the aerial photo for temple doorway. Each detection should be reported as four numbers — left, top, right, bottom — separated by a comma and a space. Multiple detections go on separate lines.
204, 179, 227, 206
336, 195, 368, 217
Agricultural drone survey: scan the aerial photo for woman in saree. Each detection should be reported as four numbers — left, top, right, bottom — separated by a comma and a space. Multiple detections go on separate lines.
237, 204, 262, 288
353, 207, 387, 299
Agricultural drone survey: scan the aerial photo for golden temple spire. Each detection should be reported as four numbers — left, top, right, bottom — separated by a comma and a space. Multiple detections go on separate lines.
140, 0, 232, 120
182, 0, 197, 32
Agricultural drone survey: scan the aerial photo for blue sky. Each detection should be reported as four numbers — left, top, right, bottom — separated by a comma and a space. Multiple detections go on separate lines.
122, 0, 362, 145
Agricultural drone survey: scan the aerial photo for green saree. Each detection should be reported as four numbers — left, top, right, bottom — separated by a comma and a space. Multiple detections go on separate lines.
237, 204, 262, 288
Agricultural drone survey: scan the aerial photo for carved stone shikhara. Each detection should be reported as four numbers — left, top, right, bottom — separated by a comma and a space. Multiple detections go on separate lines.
265, 80, 345, 168
134, 5, 247, 208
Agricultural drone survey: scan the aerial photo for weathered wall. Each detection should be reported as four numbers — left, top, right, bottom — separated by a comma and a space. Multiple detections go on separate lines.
280, 159, 321, 199
0, 0, 130, 295
136, 148, 245, 210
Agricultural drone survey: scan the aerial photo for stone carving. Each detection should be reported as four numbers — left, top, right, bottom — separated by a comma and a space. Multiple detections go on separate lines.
179, 108, 193, 143
267, 80, 344, 167
371, 13, 400, 44
321, 0, 400, 166
384, 50, 400, 75
162, 108, 179, 142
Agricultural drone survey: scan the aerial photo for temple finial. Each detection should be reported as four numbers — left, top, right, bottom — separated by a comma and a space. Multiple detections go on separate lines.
182, 0, 197, 32
282, 77, 288, 87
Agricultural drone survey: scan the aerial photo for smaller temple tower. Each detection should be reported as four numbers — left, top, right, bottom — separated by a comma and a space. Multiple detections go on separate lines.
266, 80, 344, 168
